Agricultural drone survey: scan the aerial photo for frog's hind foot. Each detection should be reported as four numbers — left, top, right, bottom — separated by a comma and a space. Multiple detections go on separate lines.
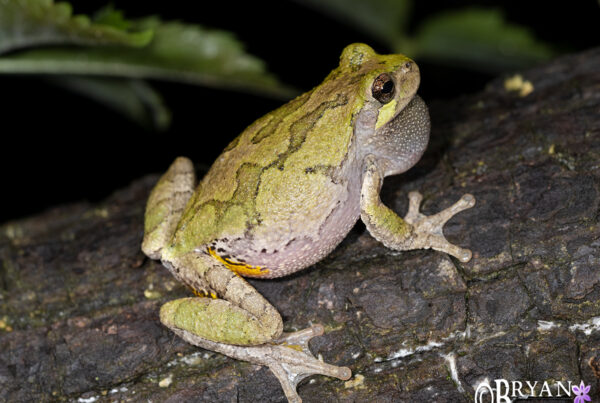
171, 324, 351, 403
404, 191, 475, 262
268, 324, 352, 402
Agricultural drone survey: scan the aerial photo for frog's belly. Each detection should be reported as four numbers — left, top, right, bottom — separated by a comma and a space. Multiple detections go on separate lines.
209, 174, 362, 278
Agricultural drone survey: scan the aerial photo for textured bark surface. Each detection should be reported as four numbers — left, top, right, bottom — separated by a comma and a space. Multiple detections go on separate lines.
1, 48, 599, 402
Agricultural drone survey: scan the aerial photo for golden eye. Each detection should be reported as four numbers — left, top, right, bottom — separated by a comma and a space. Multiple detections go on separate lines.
372, 73, 395, 104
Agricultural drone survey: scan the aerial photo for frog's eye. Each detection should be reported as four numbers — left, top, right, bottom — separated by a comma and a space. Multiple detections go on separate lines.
372, 73, 395, 104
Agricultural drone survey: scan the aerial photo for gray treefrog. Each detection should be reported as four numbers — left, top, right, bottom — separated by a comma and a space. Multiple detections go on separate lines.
142, 43, 475, 402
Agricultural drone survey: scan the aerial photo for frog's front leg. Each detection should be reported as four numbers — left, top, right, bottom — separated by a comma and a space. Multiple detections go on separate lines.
159, 253, 351, 403
360, 155, 475, 262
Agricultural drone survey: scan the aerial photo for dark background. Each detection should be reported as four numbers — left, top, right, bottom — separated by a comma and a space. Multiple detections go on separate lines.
1, 1, 598, 223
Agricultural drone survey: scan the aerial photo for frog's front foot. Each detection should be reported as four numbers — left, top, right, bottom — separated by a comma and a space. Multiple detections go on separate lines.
404, 191, 476, 262
171, 324, 351, 403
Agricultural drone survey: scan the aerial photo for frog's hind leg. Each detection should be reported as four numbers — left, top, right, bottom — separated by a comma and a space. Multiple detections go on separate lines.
142, 156, 196, 259
159, 253, 351, 403
170, 322, 351, 403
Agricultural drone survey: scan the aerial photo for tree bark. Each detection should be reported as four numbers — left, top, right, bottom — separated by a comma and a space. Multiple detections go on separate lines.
1, 48, 599, 402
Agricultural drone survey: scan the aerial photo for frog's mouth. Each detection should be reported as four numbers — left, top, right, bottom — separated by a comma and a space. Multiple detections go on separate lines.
373, 94, 431, 176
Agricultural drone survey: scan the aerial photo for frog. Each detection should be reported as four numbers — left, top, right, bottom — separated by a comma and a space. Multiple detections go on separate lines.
141, 43, 475, 402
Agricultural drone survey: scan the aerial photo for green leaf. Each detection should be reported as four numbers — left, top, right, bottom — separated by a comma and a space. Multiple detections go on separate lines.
0, 0, 153, 54
48, 77, 171, 130
0, 17, 295, 98
406, 8, 555, 72
92, 4, 135, 31
295, 0, 412, 47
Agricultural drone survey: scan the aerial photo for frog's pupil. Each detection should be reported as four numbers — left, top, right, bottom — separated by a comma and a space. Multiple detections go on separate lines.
382, 80, 393, 93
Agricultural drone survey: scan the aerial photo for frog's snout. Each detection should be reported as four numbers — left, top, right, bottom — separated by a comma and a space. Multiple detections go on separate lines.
401, 61, 413, 74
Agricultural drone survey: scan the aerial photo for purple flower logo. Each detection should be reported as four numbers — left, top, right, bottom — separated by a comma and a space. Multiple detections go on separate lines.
572, 381, 591, 403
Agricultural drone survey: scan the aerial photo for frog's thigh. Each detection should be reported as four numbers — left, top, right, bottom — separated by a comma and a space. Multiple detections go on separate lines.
142, 157, 196, 259
360, 155, 475, 262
